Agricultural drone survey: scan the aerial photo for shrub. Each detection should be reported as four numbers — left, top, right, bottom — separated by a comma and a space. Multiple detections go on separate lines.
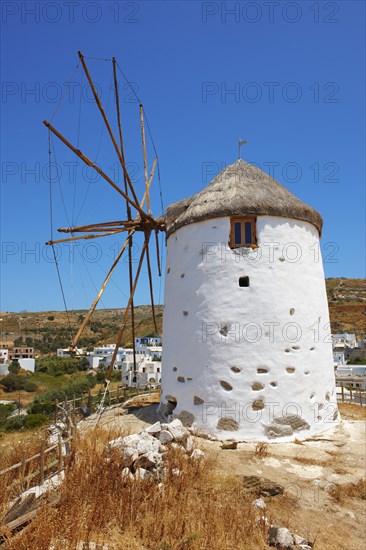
28, 401, 55, 416
0, 403, 17, 426
1, 413, 48, 432
23, 381, 38, 392
1, 374, 26, 392
27, 376, 96, 415
8, 361, 20, 375
36, 356, 89, 376
2, 415, 26, 431
24, 413, 48, 429
47, 316, 55, 321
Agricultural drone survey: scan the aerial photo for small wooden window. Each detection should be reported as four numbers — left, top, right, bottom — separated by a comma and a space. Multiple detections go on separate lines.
229, 217, 257, 248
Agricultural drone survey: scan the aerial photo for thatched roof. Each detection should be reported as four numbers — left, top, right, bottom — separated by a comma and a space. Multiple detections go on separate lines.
165, 159, 323, 236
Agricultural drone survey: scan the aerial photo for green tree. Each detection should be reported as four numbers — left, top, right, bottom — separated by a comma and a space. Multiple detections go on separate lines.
8, 361, 20, 374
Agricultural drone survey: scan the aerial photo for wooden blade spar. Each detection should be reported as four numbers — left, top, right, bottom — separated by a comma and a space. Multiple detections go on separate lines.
145, 231, 158, 333
78, 51, 141, 212
68, 159, 159, 351
45, 51, 166, 365
139, 104, 150, 215
70, 230, 135, 351
106, 239, 149, 378
112, 55, 137, 373
43, 120, 150, 221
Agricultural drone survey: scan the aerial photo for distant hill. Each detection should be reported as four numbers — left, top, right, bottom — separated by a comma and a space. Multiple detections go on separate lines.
1, 279, 364, 353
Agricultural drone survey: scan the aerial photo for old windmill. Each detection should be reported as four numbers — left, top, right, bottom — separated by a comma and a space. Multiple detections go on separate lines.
44, 51, 165, 387
45, 52, 338, 441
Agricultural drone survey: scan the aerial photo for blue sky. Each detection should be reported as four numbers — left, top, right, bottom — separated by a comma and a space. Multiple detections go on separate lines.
1, 0, 365, 312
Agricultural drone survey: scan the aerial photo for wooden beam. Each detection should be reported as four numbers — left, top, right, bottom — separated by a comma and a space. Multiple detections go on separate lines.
139, 104, 150, 214
106, 239, 148, 377
69, 158, 162, 350
155, 229, 162, 277
145, 233, 158, 333
78, 51, 141, 213
43, 120, 158, 226
47, 228, 127, 246
57, 221, 139, 234
70, 231, 135, 350
113, 56, 137, 373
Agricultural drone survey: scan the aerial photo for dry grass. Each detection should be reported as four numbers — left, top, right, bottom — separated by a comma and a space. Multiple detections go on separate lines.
329, 478, 366, 503
338, 402, 366, 420
254, 442, 269, 458
1, 427, 267, 550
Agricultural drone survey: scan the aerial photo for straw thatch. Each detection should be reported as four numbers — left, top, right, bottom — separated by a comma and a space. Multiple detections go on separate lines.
165, 159, 323, 236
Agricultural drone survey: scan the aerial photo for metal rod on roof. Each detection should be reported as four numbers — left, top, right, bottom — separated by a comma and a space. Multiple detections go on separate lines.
238, 139, 248, 159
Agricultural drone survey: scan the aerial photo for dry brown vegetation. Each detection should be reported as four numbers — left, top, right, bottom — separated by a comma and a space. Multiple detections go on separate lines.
338, 402, 366, 420
1, 427, 268, 550
329, 478, 366, 503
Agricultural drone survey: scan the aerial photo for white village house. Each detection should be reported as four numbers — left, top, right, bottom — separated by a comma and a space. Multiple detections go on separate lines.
159, 159, 338, 441
57, 338, 162, 386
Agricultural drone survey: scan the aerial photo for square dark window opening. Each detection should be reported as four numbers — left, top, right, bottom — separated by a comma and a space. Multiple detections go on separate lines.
239, 276, 250, 287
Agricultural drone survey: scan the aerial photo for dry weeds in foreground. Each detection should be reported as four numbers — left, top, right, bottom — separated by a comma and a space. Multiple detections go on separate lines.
2, 427, 267, 550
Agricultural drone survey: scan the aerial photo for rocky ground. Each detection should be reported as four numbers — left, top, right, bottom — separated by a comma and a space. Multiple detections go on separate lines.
81, 400, 366, 550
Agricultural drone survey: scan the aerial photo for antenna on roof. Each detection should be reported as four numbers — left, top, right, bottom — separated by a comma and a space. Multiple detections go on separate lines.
238, 139, 248, 159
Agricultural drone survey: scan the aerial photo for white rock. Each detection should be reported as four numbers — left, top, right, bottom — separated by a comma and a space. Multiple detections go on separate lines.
136, 435, 161, 455
344, 510, 356, 520
172, 468, 181, 477
268, 527, 294, 547
191, 448, 205, 460
166, 419, 188, 441
159, 430, 173, 444
184, 435, 194, 452
138, 451, 162, 470
123, 434, 141, 447
123, 446, 138, 465
135, 467, 147, 480
145, 421, 161, 435
108, 436, 125, 449
252, 498, 266, 510
121, 467, 134, 481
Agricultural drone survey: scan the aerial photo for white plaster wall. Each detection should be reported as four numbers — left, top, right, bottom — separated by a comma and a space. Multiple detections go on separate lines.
18, 358, 35, 372
160, 215, 338, 441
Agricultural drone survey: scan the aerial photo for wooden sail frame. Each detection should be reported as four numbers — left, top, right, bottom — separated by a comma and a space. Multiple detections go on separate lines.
44, 51, 164, 380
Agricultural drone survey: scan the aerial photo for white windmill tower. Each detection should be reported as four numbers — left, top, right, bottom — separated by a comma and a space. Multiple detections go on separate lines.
159, 158, 339, 441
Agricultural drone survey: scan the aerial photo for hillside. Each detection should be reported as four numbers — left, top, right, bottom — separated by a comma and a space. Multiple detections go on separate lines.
0, 278, 364, 353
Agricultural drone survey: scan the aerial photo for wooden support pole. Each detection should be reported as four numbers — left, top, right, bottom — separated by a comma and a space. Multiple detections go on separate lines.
139, 104, 150, 214
88, 388, 92, 411
55, 399, 58, 423
58, 434, 63, 474
20, 452, 26, 493
155, 229, 162, 277
106, 240, 149, 378
47, 228, 127, 246
70, 232, 133, 350
40, 439, 45, 486
145, 235, 158, 333
68, 156, 159, 351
